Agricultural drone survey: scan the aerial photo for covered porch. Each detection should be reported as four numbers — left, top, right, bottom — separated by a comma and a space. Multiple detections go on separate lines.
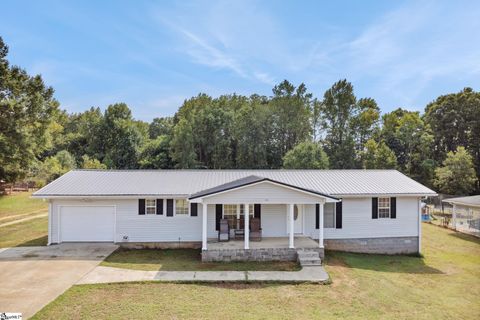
189, 175, 339, 262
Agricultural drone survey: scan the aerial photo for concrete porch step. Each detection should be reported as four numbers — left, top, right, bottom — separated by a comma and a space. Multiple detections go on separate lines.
296, 249, 322, 267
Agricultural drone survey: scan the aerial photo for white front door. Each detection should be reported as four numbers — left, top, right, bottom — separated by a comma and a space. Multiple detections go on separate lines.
293, 204, 303, 234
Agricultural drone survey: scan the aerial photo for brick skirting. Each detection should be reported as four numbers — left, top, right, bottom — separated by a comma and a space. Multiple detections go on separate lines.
202, 247, 325, 262
119, 241, 202, 249
325, 236, 419, 254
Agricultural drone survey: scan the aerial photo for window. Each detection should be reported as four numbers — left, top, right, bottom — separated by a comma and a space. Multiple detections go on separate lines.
146, 199, 156, 215
175, 199, 189, 215
378, 197, 390, 218
324, 203, 335, 228
240, 204, 254, 217
223, 204, 237, 229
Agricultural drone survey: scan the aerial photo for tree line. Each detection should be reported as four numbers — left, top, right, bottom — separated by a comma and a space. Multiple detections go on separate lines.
1, 37, 478, 195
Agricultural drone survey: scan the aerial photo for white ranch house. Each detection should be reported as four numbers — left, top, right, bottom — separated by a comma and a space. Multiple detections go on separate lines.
33, 169, 436, 262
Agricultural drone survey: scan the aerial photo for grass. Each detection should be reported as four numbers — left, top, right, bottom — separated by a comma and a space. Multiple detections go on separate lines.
0, 216, 48, 247
33, 224, 480, 319
0, 191, 48, 247
0, 191, 48, 221
101, 248, 300, 271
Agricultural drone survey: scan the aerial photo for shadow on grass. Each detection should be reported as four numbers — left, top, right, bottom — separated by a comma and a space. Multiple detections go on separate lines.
325, 250, 443, 274
102, 248, 300, 272
16, 235, 48, 247
447, 230, 480, 245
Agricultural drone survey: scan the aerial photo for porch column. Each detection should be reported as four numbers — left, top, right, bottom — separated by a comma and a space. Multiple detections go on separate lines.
244, 203, 250, 249
319, 202, 324, 248
288, 204, 294, 249
202, 203, 207, 250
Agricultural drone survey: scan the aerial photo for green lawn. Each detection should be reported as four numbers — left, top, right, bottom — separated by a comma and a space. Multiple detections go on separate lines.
0, 191, 48, 221
0, 216, 48, 247
0, 191, 48, 247
101, 248, 300, 271
33, 224, 480, 319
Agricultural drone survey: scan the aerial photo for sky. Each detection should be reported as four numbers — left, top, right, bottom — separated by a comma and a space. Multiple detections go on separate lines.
1, 0, 479, 121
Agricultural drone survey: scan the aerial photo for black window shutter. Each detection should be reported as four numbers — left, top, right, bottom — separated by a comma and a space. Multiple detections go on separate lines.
372, 197, 378, 219
390, 197, 396, 219
156, 199, 163, 215
315, 204, 320, 229
215, 204, 222, 231
166, 199, 174, 217
335, 201, 342, 229
139, 199, 145, 215
191, 203, 198, 216
254, 204, 261, 223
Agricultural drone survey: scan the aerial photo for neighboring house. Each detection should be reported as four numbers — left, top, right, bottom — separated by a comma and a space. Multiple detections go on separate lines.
33, 169, 436, 261
442, 195, 480, 237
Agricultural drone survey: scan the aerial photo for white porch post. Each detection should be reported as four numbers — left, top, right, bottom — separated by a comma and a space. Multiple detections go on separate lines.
288, 204, 294, 249
202, 203, 208, 250
244, 203, 250, 249
319, 202, 324, 248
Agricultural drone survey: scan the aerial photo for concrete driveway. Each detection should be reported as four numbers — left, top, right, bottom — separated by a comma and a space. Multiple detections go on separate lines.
0, 243, 117, 319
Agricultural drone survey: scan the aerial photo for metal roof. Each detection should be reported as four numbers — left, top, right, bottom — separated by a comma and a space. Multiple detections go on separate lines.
442, 195, 480, 208
189, 175, 339, 200
32, 169, 436, 198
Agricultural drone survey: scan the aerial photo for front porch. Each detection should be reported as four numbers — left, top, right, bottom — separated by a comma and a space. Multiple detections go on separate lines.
189, 175, 339, 262
202, 236, 323, 263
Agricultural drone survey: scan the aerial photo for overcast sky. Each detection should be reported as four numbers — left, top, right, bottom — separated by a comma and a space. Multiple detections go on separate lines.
2, 0, 479, 120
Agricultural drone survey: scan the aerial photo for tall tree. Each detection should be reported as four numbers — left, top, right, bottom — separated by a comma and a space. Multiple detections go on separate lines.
170, 118, 196, 168
101, 103, 145, 169
424, 88, 480, 189
353, 98, 380, 155
233, 95, 272, 168
381, 108, 435, 185
321, 79, 357, 169
361, 139, 397, 169
0, 37, 60, 182
139, 136, 173, 169
282, 141, 329, 169
270, 80, 312, 166
434, 146, 477, 195
149, 116, 173, 139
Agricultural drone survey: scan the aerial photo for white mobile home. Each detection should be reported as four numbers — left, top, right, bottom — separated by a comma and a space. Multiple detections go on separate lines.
33, 169, 436, 261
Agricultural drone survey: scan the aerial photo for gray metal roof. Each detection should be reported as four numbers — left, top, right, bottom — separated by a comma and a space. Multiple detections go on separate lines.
189, 175, 339, 200
442, 195, 480, 208
32, 169, 436, 198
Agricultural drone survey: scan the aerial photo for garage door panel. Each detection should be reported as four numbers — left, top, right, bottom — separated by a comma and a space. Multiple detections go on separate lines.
60, 206, 114, 242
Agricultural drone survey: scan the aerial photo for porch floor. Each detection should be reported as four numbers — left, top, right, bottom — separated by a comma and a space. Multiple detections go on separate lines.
207, 236, 319, 250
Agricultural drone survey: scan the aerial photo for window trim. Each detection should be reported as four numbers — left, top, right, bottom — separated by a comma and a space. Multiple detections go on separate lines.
378, 197, 391, 219
174, 198, 190, 216
145, 199, 156, 215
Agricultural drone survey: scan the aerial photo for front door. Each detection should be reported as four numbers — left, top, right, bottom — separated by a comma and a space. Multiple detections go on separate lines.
293, 204, 303, 234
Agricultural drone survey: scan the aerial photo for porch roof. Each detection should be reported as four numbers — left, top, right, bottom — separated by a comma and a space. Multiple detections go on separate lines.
189, 175, 339, 201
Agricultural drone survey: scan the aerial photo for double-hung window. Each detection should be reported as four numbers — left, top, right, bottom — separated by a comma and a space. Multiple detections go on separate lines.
378, 197, 391, 218
223, 204, 237, 229
175, 199, 189, 215
146, 199, 156, 215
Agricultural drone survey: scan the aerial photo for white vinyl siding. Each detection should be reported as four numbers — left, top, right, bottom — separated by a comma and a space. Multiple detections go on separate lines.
49, 197, 420, 244
201, 181, 326, 204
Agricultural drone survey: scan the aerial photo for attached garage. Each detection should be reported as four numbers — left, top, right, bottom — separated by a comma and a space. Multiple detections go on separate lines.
59, 206, 115, 242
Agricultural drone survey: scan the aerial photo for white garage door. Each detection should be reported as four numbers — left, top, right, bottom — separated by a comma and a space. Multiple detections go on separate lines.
60, 206, 115, 242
